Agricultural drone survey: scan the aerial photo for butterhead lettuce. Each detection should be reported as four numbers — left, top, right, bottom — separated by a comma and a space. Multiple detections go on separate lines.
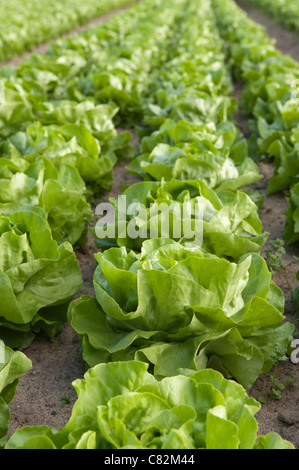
95, 178, 268, 260
4, 361, 295, 449
0, 343, 32, 447
68, 239, 293, 390
0, 206, 82, 349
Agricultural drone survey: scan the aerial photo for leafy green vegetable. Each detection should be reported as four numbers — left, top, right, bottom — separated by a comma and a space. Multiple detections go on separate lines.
95, 178, 268, 260
0, 0, 188, 200
5, 361, 294, 449
212, 0, 299, 194
126, 4, 262, 191
0, 114, 121, 198
0, 206, 82, 349
0, 0, 131, 62
128, 121, 261, 190
0, 156, 92, 246
284, 183, 299, 245
0, 0, 187, 130
0, 0, 296, 451
68, 238, 293, 390
0, 342, 32, 447
242, 0, 299, 35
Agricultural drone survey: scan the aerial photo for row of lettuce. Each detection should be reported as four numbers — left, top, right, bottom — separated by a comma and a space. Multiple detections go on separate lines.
243, 0, 299, 34
0, 0, 296, 449
0, 0, 164, 349
2, 358, 294, 449
212, 0, 299, 246
0, 0, 192, 447
0, 0, 187, 250
0, 0, 132, 63
0, 0, 197, 349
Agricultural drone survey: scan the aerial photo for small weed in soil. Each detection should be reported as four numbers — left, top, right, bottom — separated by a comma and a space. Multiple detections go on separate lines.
60, 395, 71, 408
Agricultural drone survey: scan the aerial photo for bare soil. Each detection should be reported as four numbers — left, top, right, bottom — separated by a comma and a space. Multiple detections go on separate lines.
6, 2, 299, 448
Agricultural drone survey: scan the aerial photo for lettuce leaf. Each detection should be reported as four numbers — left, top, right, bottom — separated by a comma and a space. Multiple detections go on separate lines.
68, 239, 293, 390
0, 206, 82, 348
0, 156, 92, 246
0, 343, 32, 447
212, 0, 299, 194
5, 361, 294, 449
95, 178, 268, 260
284, 183, 299, 245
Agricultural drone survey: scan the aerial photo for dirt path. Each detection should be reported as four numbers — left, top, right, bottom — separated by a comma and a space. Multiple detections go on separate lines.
0, 1, 138, 69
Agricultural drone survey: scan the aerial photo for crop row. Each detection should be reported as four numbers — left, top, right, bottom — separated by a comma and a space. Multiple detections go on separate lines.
0, 0, 296, 449
0, 0, 132, 63
213, 0, 299, 247
243, 0, 299, 34
0, 0, 192, 351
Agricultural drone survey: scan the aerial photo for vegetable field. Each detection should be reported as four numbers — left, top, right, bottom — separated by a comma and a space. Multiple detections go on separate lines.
0, 0, 298, 450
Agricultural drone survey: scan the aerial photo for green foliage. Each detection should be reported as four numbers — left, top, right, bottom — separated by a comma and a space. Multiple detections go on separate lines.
95, 178, 268, 260
265, 239, 286, 274
0, 155, 92, 246
0, 343, 32, 447
0, 206, 82, 349
243, 0, 299, 34
0, 0, 131, 62
68, 238, 293, 390
284, 183, 299, 245
212, 0, 299, 195
0, 0, 296, 451
4, 361, 295, 449
60, 396, 71, 408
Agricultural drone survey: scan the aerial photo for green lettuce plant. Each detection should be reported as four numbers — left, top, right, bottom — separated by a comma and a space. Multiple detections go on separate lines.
128, 120, 262, 190
0, 0, 131, 62
68, 238, 293, 390
212, 0, 299, 194
0, 0, 187, 135
4, 361, 294, 449
126, 3, 262, 192
0, 343, 32, 447
1, 119, 119, 197
0, 206, 82, 349
95, 178, 268, 260
243, 0, 299, 34
284, 183, 299, 245
0, 156, 92, 246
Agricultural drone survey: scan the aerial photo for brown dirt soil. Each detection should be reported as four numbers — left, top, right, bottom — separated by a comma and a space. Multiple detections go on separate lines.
245, 162, 299, 448
6, 2, 299, 448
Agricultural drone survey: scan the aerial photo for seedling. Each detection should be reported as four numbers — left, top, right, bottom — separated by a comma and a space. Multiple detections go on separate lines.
284, 374, 297, 388
269, 374, 285, 400
266, 347, 288, 400
265, 239, 286, 274
258, 396, 267, 404
60, 395, 71, 408
265, 239, 299, 313
51, 337, 62, 350
266, 353, 297, 401
269, 374, 297, 400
